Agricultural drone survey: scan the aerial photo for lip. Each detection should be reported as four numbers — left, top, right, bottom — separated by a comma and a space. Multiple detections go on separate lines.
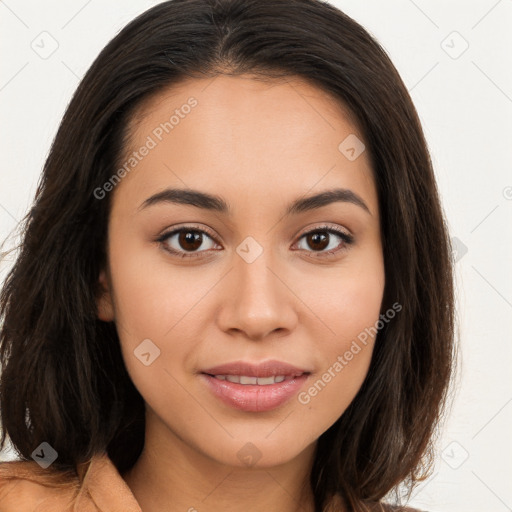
200, 359, 311, 412
201, 359, 310, 378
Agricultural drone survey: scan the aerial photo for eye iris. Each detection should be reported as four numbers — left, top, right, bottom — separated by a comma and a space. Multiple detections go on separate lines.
308, 232, 329, 251
179, 230, 202, 251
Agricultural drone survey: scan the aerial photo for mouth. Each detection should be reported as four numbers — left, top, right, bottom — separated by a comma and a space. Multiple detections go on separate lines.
199, 359, 311, 412
204, 374, 303, 385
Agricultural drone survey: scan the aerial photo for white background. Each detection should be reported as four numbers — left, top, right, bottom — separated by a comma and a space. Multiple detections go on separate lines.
1, 1, 511, 511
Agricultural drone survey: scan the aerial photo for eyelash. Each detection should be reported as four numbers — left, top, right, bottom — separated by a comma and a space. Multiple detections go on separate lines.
156, 224, 354, 260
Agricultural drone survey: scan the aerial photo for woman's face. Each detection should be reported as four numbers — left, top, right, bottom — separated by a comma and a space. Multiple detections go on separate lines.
97, 74, 385, 468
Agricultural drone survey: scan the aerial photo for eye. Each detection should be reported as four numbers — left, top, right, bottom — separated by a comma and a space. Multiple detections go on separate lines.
156, 224, 354, 260
157, 225, 220, 258
294, 225, 354, 258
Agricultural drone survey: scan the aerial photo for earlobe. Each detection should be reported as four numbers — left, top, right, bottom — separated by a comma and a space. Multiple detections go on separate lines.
96, 269, 115, 322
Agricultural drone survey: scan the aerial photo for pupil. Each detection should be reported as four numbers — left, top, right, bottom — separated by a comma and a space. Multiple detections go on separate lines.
180, 231, 202, 251
309, 232, 328, 251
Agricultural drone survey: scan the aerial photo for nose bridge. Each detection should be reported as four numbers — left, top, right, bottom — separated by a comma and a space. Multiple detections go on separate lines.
218, 236, 296, 339
237, 242, 279, 304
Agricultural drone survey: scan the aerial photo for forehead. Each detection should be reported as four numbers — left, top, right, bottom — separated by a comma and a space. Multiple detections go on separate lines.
114, 73, 377, 218
130, 73, 362, 130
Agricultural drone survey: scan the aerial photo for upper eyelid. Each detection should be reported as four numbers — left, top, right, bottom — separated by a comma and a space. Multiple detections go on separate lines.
159, 223, 218, 242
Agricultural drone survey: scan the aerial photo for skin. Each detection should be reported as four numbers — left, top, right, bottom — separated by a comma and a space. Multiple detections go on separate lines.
96, 74, 385, 512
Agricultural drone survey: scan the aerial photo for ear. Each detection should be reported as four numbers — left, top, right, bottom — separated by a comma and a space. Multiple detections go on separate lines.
96, 269, 115, 322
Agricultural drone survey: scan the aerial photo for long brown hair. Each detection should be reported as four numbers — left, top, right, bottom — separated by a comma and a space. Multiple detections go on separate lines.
0, 1, 456, 510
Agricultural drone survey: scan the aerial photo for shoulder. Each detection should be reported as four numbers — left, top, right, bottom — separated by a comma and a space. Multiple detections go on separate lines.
388, 507, 425, 511
324, 495, 427, 512
0, 454, 142, 512
369, 503, 427, 512
0, 460, 80, 512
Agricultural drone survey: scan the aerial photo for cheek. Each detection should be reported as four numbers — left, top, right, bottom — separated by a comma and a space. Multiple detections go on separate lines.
106, 237, 217, 407
295, 257, 384, 419
107, 233, 209, 341
311, 275, 383, 337
299, 246, 385, 345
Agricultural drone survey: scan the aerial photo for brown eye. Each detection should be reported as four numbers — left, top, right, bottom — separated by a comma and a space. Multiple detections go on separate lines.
158, 226, 220, 258
177, 230, 203, 251
305, 232, 330, 251
295, 226, 354, 257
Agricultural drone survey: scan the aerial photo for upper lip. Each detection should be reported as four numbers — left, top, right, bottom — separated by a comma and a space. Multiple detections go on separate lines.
201, 359, 311, 378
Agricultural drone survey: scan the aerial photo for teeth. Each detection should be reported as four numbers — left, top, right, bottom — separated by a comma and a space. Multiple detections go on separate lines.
213, 375, 289, 385
240, 376, 258, 385
255, 376, 275, 385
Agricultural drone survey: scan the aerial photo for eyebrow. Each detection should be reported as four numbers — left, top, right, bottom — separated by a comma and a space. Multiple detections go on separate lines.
138, 187, 371, 216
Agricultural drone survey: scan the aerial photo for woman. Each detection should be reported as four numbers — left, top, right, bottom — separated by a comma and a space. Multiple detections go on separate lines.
0, 0, 455, 511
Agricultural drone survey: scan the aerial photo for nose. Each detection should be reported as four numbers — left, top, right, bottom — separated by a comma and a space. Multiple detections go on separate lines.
216, 248, 298, 341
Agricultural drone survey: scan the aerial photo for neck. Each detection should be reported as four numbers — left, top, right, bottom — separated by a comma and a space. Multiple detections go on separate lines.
122, 408, 317, 512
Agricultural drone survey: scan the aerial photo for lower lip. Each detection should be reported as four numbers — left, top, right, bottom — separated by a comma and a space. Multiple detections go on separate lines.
200, 373, 309, 412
